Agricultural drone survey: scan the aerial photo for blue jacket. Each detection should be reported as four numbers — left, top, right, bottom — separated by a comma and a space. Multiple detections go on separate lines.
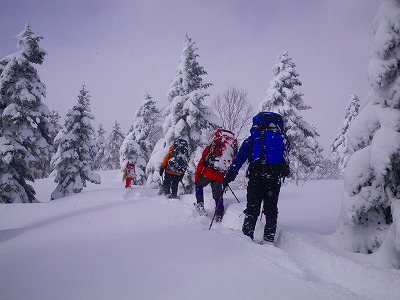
229, 137, 252, 175
228, 135, 287, 180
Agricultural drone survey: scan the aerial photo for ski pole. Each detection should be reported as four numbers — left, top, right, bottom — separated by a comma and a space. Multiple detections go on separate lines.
209, 197, 223, 230
227, 184, 240, 203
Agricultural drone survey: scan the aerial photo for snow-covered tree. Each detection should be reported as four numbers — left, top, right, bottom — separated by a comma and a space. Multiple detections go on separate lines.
146, 35, 220, 194
338, 0, 400, 267
329, 94, 360, 175
48, 110, 62, 143
50, 85, 100, 200
259, 51, 323, 184
0, 24, 53, 203
311, 158, 341, 180
93, 124, 106, 170
120, 94, 161, 185
103, 121, 124, 170
33, 109, 62, 179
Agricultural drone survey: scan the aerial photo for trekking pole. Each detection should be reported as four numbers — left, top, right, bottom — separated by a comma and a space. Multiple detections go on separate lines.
209, 197, 224, 230
227, 184, 240, 203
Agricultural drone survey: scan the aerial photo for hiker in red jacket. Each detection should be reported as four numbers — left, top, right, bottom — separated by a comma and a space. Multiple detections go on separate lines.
123, 161, 136, 188
194, 129, 238, 222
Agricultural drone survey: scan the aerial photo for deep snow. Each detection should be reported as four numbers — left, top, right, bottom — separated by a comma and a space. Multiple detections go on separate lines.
0, 170, 399, 300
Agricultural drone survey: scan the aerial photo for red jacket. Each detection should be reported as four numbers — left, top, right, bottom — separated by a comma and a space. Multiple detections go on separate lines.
195, 145, 224, 183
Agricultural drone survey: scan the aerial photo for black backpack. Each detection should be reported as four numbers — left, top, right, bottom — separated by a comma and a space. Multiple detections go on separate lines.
166, 138, 189, 175
249, 112, 290, 178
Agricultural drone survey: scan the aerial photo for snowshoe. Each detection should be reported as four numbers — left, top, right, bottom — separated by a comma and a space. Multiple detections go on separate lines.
254, 239, 274, 246
255, 230, 280, 246
194, 203, 208, 216
214, 209, 224, 223
214, 214, 223, 223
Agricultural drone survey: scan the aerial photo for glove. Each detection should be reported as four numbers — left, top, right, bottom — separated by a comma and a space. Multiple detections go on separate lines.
159, 167, 165, 177
223, 169, 236, 190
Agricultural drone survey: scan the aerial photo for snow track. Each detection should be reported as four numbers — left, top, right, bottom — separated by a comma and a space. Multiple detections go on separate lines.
178, 186, 400, 300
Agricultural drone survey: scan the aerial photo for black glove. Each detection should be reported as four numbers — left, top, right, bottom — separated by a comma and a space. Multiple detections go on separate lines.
223, 169, 236, 190
159, 167, 165, 177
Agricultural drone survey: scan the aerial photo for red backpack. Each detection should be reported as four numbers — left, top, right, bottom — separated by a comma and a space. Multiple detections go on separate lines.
205, 129, 238, 173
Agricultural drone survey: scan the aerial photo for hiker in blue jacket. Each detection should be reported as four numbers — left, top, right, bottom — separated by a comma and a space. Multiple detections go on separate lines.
223, 112, 290, 243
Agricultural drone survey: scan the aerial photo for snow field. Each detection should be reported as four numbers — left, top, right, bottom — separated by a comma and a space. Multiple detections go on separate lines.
0, 170, 399, 300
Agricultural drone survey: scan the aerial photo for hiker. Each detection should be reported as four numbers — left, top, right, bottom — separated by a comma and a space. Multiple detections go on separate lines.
123, 160, 136, 188
223, 112, 290, 243
195, 129, 238, 222
159, 138, 189, 199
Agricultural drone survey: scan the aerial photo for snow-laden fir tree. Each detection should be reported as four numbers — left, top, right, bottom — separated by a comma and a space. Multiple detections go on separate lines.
93, 124, 106, 170
329, 94, 360, 176
0, 24, 53, 203
50, 85, 100, 200
48, 110, 62, 144
146, 35, 220, 194
259, 51, 323, 184
103, 121, 125, 170
338, 0, 400, 267
120, 94, 161, 185
34, 109, 62, 179
312, 158, 341, 180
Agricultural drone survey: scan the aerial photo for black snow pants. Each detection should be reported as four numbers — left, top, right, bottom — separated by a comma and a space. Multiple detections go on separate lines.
242, 175, 281, 241
162, 173, 182, 197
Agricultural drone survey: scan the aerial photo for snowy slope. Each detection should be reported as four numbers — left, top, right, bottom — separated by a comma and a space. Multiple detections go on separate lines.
0, 170, 399, 300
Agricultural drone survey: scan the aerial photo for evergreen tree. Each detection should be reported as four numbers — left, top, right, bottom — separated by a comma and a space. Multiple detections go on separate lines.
50, 85, 100, 200
48, 110, 62, 144
120, 94, 161, 185
311, 158, 341, 180
259, 51, 323, 183
93, 124, 106, 170
34, 109, 62, 179
146, 35, 220, 194
0, 24, 52, 203
103, 121, 124, 170
329, 94, 360, 175
339, 0, 400, 264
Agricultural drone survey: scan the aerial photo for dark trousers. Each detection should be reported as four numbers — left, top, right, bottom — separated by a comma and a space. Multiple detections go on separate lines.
195, 176, 224, 213
242, 176, 281, 240
162, 173, 182, 197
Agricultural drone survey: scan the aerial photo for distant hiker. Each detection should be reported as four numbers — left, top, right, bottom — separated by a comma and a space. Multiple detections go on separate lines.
195, 129, 238, 222
123, 161, 136, 188
159, 138, 189, 199
223, 112, 290, 243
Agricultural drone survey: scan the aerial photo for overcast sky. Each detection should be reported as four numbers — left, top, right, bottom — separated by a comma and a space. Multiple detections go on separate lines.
0, 0, 382, 153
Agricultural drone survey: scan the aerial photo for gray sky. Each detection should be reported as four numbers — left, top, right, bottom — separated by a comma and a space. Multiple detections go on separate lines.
0, 0, 381, 154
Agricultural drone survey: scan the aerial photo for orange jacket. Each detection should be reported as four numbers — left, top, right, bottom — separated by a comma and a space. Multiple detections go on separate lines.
161, 146, 183, 177
195, 145, 225, 183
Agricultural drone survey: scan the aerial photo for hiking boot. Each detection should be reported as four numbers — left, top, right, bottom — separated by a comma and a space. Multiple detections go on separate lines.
263, 233, 275, 243
215, 209, 224, 223
194, 202, 207, 216
242, 215, 257, 240
264, 223, 276, 243
167, 194, 178, 199
195, 202, 205, 210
